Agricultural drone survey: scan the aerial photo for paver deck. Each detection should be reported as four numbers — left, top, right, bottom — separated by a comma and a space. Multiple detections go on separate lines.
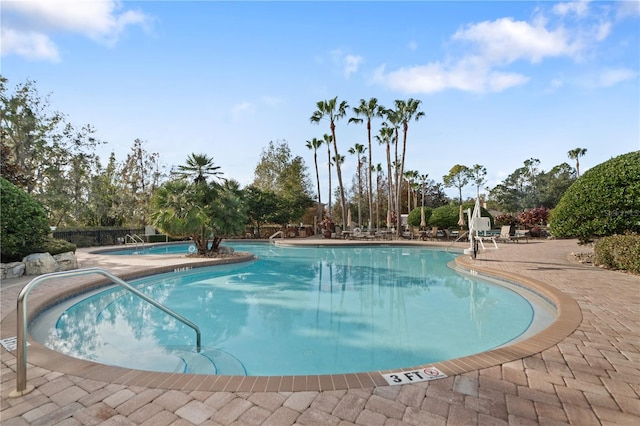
1, 238, 638, 425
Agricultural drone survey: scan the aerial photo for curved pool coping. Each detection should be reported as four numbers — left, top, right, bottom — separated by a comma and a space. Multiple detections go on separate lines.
1, 245, 582, 392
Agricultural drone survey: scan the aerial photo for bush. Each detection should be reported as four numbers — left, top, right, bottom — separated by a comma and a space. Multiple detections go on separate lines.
594, 234, 640, 274
429, 203, 493, 229
39, 237, 77, 256
1, 178, 51, 262
550, 151, 640, 243
407, 207, 432, 227
518, 207, 550, 227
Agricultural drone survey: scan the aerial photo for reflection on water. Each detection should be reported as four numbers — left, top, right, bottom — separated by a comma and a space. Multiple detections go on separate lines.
33, 244, 537, 376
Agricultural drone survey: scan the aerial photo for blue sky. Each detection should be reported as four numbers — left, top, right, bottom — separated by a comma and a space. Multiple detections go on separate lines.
2, 0, 639, 202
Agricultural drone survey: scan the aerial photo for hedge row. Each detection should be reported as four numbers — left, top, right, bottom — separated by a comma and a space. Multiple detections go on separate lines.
594, 234, 640, 275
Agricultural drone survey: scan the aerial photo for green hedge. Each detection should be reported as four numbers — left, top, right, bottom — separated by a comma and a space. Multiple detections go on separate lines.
594, 234, 640, 275
550, 151, 640, 243
408, 207, 433, 227
429, 203, 493, 229
39, 237, 77, 256
1, 178, 51, 262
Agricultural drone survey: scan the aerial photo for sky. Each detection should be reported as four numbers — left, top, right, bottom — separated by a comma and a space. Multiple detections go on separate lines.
2, 0, 639, 202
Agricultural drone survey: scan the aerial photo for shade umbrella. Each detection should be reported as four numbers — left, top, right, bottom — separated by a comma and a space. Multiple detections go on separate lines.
465, 197, 482, 257
386, 210, 392, 229
347, 208, 352, 230
420, 206, 426, 227
457, 204, 465, 227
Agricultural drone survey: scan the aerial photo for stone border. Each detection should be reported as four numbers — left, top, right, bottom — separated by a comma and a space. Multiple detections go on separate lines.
1, 248, 582, 393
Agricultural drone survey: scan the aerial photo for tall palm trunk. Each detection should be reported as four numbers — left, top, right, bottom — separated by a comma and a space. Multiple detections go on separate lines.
331, 122, 348, 228
366, 121, 373, 230
313, 149, 321, 232
386, 141, 393, 227
324, 134, 333, 217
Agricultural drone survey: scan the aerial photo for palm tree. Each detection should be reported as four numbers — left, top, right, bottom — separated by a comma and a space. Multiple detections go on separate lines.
404, 169, 419, 212
349, 98, 385, 233
173, 153, 223, 185
323, 133, 333, 217
387, 99, 425, 233
567, 148, 587, 178
306, 137, 324, 233
375, 163, 384, 229
375, 125, 395, 228
348, 143, 366, 228
311, 97, 350, 228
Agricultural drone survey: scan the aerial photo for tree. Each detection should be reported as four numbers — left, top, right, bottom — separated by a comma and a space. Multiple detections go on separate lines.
489, 158, 544, 213
388, 99, 425, 233
119, 139, 163, 226
0, 177, 50, 261
306, 137, 323, 233
172, 153, 223, 185
252, 140, 314, 226
88, 153, 123, 226
244, 185, 279, 237
374, 163, 384, 229
550, 151, 640, 243
349, 98, 384, 233
536, 163, 576, 208
443, 164, 471, 204
375, 125, 395, 227
567, 147, 587, 178
323, 133, 333, 217
404, 169, 419, 212
348, 143, 366, 227
1, 77, 106, 226
0, 77, 64, 194
469, 164, 487, 197
311, 97, 349, 228
151, 157, 245, 254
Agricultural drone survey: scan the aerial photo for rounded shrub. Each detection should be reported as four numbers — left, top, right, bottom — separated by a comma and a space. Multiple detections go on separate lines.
429, 202, 493, 229
594, 234, 640, 274
407, 207, 432, 227
1, 177, 51, 262
550, 151, 640, 243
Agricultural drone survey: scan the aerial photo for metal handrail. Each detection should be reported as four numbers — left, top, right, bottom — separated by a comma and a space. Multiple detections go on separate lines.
11, 267, 201, 397
124, 233, 145, 251
269, 230, 284, 240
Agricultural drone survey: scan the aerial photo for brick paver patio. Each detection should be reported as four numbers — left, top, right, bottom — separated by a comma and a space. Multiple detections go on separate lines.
1, 238, 638, 425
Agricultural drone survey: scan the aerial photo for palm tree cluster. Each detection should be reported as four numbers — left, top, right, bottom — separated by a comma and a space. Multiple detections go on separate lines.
308, 96, 425, 235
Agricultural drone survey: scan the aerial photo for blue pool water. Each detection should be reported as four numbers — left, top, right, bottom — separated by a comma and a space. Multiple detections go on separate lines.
31, 243, 553, 376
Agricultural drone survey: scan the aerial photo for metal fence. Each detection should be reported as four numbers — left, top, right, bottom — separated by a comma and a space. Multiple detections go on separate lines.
53, 228, 145, 247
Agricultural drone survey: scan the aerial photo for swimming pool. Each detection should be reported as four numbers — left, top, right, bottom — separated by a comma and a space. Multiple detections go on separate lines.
30, 242, 554, 376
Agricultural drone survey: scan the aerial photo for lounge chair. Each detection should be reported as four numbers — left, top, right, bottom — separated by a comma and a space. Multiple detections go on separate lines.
474, 231, 499, 250
496, 225, 528, 243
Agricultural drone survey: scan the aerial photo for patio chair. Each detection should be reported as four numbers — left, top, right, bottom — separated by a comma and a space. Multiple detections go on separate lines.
496, 225, 527, 243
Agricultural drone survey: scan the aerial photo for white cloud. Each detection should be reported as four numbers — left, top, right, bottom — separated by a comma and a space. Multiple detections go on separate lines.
593, 68, 637, 87
616, 1, 640, 19
452, 17, 580, 64
344, 54, 363, 78
327, 49, 363, 78
1, 0, 149, 60
373, 57, 529, 94
0, 27, 59, 61
552, 1, 590, 18
373, 3, 626, 95
231, 102, 254, 122
261, 96, 283, 107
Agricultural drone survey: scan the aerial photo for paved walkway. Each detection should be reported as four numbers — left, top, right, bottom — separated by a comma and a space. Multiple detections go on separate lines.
1, 239, 638, 425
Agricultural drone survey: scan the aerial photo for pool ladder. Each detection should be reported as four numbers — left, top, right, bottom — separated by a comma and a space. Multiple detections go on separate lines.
124, 233, 145, 252
10, 267, 201, 397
